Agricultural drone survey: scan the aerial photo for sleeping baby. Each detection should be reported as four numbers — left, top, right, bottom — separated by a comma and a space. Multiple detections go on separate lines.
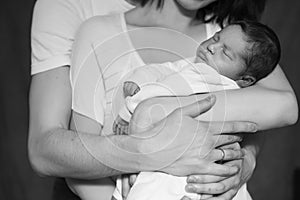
112, 20, 281, 200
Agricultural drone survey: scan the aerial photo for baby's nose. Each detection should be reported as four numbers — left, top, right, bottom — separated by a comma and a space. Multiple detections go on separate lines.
207, 44, 215, 54
207, 43, 222, 54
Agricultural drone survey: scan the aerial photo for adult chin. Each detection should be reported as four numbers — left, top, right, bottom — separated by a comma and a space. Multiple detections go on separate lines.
175, 0, 218, 11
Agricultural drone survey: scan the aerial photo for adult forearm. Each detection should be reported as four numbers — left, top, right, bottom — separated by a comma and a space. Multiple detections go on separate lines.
196, 86, 298, 130
28, 128, 142, 179
192, 66, 298, 129
144, 85, 297, 131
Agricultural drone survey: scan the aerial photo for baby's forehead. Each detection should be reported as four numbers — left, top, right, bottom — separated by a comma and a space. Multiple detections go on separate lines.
222, 25, 250, 52
221, 24, 244, 36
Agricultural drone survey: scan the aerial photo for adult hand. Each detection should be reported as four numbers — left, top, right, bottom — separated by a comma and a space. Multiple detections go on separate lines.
184, 143, 257, 200
135, 95, 257, 176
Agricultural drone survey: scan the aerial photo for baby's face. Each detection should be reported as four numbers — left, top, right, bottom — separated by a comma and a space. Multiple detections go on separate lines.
196, 25, 248, 80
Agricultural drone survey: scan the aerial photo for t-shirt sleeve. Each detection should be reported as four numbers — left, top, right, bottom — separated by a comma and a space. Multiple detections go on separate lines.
31, 0, 83, 74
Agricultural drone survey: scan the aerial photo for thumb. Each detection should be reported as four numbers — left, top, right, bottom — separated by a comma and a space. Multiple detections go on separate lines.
181, 95, 216, 118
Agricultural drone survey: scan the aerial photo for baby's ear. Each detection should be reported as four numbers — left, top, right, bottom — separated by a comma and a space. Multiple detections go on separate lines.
236, 75, 256, 88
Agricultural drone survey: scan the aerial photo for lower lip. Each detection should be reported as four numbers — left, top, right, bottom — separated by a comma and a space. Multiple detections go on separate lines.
198, 51, 207, 62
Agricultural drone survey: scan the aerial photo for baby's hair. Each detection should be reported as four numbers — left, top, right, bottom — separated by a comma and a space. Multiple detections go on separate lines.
231, 20, 281, 82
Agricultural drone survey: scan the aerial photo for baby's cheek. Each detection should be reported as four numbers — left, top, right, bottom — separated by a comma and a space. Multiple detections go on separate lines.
207, 58, 220, 71
222, 63, 241, 80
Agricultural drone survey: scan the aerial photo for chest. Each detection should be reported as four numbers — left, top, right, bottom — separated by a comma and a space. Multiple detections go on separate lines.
126, 25, 207, 64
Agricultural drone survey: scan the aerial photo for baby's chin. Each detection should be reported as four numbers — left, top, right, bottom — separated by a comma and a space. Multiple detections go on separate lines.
194, 56, 219, 71
195, 56, 207, 64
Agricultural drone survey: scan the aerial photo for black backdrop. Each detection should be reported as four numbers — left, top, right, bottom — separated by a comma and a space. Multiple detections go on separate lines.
0, 0, 299, 199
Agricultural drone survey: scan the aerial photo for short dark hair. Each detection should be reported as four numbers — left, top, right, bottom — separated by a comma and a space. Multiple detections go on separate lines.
232, 20, 281, 81
133, 0, 266, 27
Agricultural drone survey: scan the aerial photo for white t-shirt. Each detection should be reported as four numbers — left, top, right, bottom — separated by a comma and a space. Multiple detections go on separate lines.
118, 59, 239, 122
71, 13, 248, 200
70, 14, 251, 200
114, 61, 241, 200
70, 13, 221, 131
31, 0, 134, 74
114, 172, 251, 200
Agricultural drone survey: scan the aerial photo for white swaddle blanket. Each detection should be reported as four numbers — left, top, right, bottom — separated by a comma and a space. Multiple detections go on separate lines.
113, 59, 252, 200
114, 172, 251, 200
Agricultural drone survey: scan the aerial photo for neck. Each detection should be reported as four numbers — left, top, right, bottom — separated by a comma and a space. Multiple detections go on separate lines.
125, 0, 202, 32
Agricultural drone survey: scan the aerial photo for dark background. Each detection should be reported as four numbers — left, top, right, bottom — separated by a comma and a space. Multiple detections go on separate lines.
0, 0, 299, 199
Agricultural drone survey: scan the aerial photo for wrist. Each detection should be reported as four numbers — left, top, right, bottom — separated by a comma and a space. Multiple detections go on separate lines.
242, 147, 257, 178
109, 131, 165, 172
241, 133, 265, 157
243, 144, 258, 158
132, 122, 184, 173
94, 134, 143, 173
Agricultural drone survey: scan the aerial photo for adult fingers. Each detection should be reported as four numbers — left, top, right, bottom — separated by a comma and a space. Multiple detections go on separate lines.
219, 142, 241, 150
203, 174, 241, 199
180, 95, 216, 118
186, 175, 237, 195
218, 148, 244, 161
200, 163, 238, 177
205, 189, 238, 200
201, 194, 213, 199
185, 182, 227, 195
205, 148, 244, 163
216, 174, 240, 192
209, 121, 257, 135
214, 135, 243, 147
187, 174, 227, 184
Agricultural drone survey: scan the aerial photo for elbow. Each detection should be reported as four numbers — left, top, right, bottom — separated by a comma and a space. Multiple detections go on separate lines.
28, 132, 52, 177
280, 91, 298, 126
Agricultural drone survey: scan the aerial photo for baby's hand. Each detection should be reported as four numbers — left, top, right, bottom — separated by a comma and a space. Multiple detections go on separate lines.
123, 81, 140, 98
113, 115, 129, 135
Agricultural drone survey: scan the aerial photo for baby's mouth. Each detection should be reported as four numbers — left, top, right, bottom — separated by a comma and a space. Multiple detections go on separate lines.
197, 47, 208, 63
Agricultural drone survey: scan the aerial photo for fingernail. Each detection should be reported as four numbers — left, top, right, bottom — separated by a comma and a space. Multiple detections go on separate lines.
186, 184, 194, 192
249, 123, 258, 132
187, 176, 195, 182
232, 167, 239, 174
